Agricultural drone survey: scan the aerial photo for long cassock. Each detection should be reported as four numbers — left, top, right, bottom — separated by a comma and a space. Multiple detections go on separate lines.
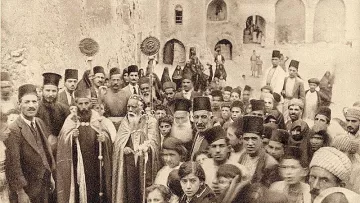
56, 110, 113, 203
112, 115, 160, 203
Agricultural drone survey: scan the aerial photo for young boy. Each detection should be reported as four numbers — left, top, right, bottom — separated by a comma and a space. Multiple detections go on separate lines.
213, 164, 242, 199
270, 146, 311, 203
158, 115, 173, 147
304, 78, 321, 120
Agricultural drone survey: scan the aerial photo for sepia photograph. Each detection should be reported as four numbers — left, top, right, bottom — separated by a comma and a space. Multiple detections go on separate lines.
1, 0, 360, 202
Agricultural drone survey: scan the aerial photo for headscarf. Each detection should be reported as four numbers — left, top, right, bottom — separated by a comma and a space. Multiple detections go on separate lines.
288, 120, 311, 166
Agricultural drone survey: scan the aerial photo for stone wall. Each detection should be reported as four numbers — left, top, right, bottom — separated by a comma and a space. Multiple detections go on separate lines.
1, 0, 160, 88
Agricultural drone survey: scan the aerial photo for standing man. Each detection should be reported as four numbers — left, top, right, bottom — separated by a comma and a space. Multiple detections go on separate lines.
263, 50, 286, 94
304, 78, 322, 121
214, 48, 225, 66
1, 71, 17, 114
174, 72, 201, 100
190, 96, 214, 159
36, 72, 70, 151
56, 88, 113, 203
91, 66, 106, 102
58, 69, 78, 108
102, 67, 130, 129
5, 84, 55, 203
250, 50, 257, 77
121, 65, 140, 95
281, 60, 305, 123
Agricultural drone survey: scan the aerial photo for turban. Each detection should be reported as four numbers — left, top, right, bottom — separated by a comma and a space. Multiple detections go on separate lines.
289, 98, 304, 109
332, 134, 359, 154
343, 107, 360, 120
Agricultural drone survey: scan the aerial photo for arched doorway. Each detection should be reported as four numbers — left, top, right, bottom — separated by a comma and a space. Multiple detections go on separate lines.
163, 39, 186, 65
215, 39, 232, 60
243, 15, 266, 44
275, 0, 305, 43
314, 0, 345, 43
207, 0, 227, 21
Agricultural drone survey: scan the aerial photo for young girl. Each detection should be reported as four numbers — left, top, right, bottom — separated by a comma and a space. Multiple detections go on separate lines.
178, 161, 216, 203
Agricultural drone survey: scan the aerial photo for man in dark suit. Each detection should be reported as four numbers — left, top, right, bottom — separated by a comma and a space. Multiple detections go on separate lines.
174, 72, 201, 101
58, 69, 78, 108
5, 84, 55, 203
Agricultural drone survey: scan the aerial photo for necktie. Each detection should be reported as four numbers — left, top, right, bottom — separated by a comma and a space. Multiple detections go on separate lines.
30, 121, 40, 144
133, 87, 137, 94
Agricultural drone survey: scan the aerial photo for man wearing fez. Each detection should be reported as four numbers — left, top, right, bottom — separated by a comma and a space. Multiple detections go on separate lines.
238, 115, 279, 187
263, 50, 286, 94
190, 96, 214, 159
162, 81, 176, 106
304, 78, 322, 120
5, 84, 55, 203
171, 98, 193, 152
102, 67, 129, 129
242, 85, 252, 113
56, 88, 113, 203
0, 71, 17, 114
112, 95, 160, 203
121, 65, 140, 95
223, 86, 232, 102
281, 60, 305, 123
250, 99, 266, 117
91, 66, 106, 101
174, 72, 201, 100
58, 69, 78, 108
36, 72, 70, 151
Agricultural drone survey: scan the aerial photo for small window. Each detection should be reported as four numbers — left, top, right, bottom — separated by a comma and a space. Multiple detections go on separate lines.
175, 5, 183, 24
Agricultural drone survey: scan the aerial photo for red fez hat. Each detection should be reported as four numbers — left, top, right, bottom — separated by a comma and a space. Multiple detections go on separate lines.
93, 66, 105, 75
308, 78, 320, 85
174, 98, 192, 112
289, 60, 300, 69
43, 72, 62, 87
250, 99, 265, 111
128, 65, 138, 73
74, 88, 91, 99
64, 69, 78, 80
244, 85, 252, 92
138, 76, 150, 86
272, 50, 281, 58
193, 96, 211, 112
263, 123, 278, 139
18, 84, 37, 100
316, 106, 331, 120
231, 100, 244, 110
204, 126, 227, 144
243, 115, 264, 135
109, 67, 121, 77
1, 72, 11, 81
163, 137, 187, 156
223, 86, 232, 92
270, 129, 289, 145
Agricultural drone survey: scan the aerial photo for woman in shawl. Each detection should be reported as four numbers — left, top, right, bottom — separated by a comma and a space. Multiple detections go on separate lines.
172, 65, 183, 91
138, 68, 145, 78
319, 71, 334, 107
288, 120, 311, 166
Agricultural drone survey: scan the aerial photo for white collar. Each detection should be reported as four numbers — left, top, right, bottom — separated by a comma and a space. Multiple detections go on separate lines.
20, 114, 35, 127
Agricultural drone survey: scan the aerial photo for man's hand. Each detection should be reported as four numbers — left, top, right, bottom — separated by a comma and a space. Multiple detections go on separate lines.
124, 147, 134, 155
97, 132, 107, 143
17, 189, 30, 203
72, 129, 79, 139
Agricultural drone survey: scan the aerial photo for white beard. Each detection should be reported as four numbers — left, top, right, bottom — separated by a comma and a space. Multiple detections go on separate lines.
128, 113, 141, 130
171, 120, 193, 143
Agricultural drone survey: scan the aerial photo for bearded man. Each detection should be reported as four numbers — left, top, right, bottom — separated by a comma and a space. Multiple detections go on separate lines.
171, 98, 193, 153
36, 72, 70, 152
112, 95, 160, 203
56, 88, 113, 203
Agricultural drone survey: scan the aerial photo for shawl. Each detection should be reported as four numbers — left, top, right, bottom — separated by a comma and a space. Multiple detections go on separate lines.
112, 115, 160, 203
56, 110, 113, 203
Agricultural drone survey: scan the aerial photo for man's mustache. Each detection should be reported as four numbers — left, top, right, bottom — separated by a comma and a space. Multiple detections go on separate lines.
27, 107, 37, 111
310, 189, 319, 196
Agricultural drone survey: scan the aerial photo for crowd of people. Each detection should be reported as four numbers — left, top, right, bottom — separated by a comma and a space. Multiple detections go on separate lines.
0, 48, 359, 203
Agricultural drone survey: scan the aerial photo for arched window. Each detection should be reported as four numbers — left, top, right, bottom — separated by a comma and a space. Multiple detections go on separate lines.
207, 0, 227, 21
175, 5, 183, 24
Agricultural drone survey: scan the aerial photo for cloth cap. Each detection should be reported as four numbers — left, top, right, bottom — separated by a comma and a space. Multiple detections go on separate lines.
332, 135, 359, 154
343, 107, 360, 120
309, 147, 352, 182
243, 115, 264, 135
1, 71, 11, 81
93, 66, 105, 75
18, 84, 38, 100
217, 164, 242, 179
163, 81, 176, 91
43, 72, 62, 87
193, 96, 211, 112
270, 129, 289, 145
174, 98, 192, 112
289, 98, 304, 109
316, 106, 331, 120
204, 126, 227, 144
138, 76, 150, 86
224, 86, 232, 92
109, 67, 121, 77
263, 123, 278, 139
289, 60, 300, 69
163, 137, 187, 156
64, 69, 78, 80
127, 65, 138, 73
308, 78, 320, 85
244, 85, 252, 92
272, 50, 281, 58
251, 99, 265, 111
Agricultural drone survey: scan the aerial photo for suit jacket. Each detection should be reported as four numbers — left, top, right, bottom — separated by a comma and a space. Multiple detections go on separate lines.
57, 90, 72, 108
174, 90, 201, 101
5, 116, 55, 200
262, 66, 286, 94
282, 77, 305, 102
121, 84, 140, 96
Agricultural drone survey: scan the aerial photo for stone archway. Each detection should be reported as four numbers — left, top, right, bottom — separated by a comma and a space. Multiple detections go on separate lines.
314, 0, 345, 43
275, 0, 305, 44
207, 0, 227, 21
163, 39, 186, 65
215, 39, 232, 60
243, 15, 266, 44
